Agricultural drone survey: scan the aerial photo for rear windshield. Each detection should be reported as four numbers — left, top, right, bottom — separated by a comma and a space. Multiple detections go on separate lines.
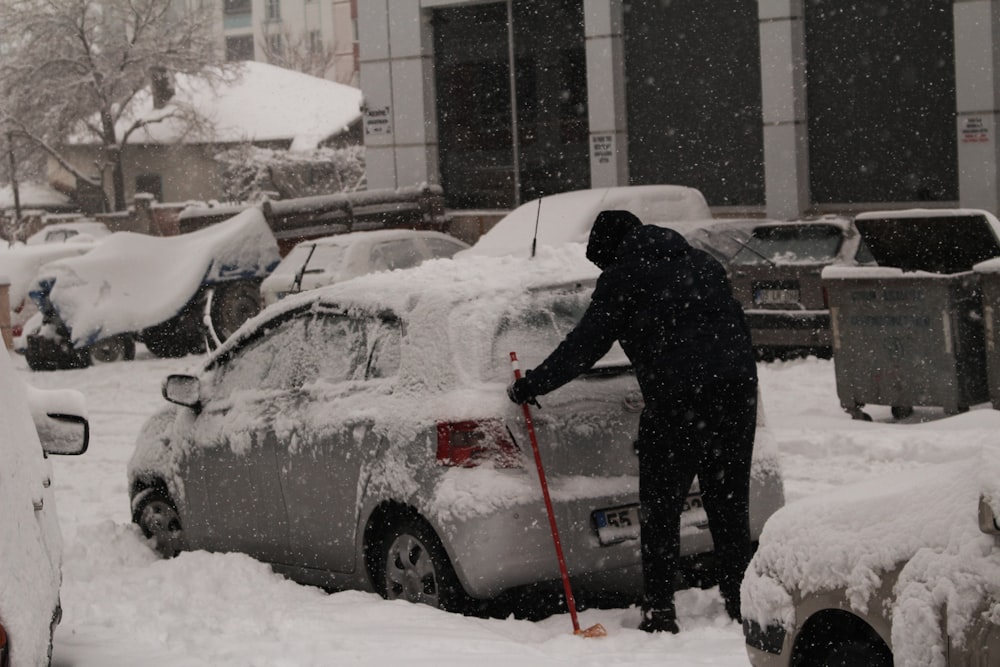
732, 224, 843, 265
271, 243, 347, 279
484, 285, 629, 383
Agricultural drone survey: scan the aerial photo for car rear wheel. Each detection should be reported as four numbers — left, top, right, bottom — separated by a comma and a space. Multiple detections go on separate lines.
207, 280, 261, 346
88, 334, 135, 364
135, 490, 185, 558
375, 517, 466, 612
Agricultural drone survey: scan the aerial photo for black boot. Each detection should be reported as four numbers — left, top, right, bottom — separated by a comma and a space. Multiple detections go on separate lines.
639, 608, 680, 634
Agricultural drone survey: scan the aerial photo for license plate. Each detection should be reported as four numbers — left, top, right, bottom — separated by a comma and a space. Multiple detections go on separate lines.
592, 494, 704, 546
592, 505, 641, 545
754, 288, 800, 305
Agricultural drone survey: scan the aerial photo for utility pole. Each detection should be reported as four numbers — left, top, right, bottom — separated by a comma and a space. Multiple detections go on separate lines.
5, 130, 22, 244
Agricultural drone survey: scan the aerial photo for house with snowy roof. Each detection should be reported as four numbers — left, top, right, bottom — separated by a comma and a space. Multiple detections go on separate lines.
47, 61, 363, 209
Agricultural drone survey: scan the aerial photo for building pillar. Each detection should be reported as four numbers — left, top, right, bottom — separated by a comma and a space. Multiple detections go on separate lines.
954, 0, 1000, 212
358, 0, 438, 191
584, 0, 629, 187
758, 0, 810, 219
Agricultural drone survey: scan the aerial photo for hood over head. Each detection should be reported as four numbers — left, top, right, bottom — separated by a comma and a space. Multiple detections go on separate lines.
586, 210, 642, 269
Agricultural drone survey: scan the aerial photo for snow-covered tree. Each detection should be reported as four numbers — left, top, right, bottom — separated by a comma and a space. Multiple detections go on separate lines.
215, 144, 365, 203
0, 0, 228, 211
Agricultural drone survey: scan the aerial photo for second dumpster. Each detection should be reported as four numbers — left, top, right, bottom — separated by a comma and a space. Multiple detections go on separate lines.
822, 209, 1000, 420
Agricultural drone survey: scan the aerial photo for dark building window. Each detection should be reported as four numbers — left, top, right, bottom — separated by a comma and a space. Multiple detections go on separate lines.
226, 35, 255, 61
432, 0, 590, 210
224, 0, 251, 15
623, 0, 764, 207
135, 174, 163, 202
805, 0, 957, 204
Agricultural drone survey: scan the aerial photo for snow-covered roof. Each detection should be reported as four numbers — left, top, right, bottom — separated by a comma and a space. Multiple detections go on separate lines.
70, 61, 362, 151
0, 183, 74, 210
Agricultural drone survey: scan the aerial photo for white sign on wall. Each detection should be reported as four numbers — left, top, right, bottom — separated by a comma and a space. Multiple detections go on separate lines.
591, 134, 615, 164
961, 116, 990, 144
364, 106, 393, 137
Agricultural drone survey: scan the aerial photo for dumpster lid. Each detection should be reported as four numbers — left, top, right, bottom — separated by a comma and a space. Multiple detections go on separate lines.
854, 209, 1000, 273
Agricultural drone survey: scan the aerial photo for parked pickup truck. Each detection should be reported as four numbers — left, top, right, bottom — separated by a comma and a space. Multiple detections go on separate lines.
23, 208, 280, 371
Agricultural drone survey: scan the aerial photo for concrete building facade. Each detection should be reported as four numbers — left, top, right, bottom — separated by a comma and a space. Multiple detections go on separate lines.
220, 0, 359, 85
357, 0, 1000, 219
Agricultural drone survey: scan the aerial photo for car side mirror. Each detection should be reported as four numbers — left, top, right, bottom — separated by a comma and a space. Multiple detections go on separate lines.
163, 374, 202, 411
36, 413, 89, 455
979, 495, 1000, 536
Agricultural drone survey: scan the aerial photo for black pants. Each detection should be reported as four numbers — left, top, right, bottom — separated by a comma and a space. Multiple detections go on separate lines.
636, 376, 757, 616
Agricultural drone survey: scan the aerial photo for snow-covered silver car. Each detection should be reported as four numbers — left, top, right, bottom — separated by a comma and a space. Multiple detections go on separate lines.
128, 251, 784, 613
742, 439, 1000, 666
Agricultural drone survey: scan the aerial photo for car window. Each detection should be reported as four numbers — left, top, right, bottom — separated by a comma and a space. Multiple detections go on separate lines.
370, 240, 423, 271
487, 285, 628, 382
270, 243, 346, 280
366, 317, 402, 379
423, 237, 467, 259
212, 315, 320, 394
312, 314, 368, 382
731, 224, 844, 265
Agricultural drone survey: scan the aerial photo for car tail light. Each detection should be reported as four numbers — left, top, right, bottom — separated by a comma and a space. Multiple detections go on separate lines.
436, 419, 521, 468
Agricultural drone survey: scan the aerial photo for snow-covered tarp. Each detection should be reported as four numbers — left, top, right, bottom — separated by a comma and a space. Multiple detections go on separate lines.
0, 242, 97, 311
461, 186, 712, 259
32, 208, 280, 347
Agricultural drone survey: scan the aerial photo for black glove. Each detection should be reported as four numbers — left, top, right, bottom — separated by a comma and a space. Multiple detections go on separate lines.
507, 377, 539, 407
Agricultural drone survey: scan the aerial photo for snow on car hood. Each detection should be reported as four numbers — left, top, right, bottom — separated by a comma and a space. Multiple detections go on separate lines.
742, 411, 1000, 665
32, 208, 280, 346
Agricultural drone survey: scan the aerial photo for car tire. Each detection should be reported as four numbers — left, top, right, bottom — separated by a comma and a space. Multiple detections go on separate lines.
87, 334, 135, 365
134, 490, 186, 558
374, 516, 467, 612
890, 405, 913, 420
142, 299, 207, 358
207, 280, 261, 347
809, 637, 892, 667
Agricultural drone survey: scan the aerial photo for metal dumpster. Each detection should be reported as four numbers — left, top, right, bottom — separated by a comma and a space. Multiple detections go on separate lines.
823, 210, 1000, 420
974, 257, 1000, 409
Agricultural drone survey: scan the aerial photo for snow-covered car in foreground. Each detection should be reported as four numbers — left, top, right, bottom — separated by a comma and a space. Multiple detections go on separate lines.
23, 208, 280, 370
260, 229, 469, 307
742, 431, 1000, 666
0, 350, 89, 667
128, 247, 784, 615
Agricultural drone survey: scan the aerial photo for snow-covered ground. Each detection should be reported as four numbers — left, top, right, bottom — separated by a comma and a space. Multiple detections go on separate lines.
13, 348, 992, 666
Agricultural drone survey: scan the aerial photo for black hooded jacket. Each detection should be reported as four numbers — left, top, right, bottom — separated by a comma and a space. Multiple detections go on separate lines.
523, 215, 756, 403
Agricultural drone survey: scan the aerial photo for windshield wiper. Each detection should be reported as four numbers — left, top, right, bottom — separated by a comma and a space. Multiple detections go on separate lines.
292, 243, 318, 293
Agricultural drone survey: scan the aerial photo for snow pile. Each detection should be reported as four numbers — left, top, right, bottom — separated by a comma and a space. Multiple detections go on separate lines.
0, 242, 96, 311
460, 186, 711, 259
33, 207, 280, 346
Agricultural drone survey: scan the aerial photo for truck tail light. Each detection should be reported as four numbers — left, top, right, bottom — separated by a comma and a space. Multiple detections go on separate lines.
436, 419, 521, 468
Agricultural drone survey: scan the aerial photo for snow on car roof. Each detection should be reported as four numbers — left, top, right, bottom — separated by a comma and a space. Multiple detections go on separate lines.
743, 414, 1000, 661
35, 208, 280, 346
461, 185, 711, 258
